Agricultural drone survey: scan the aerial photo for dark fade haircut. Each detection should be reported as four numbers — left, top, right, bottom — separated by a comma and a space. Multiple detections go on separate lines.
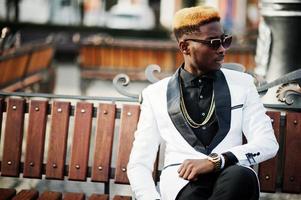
172, 6, 221, 41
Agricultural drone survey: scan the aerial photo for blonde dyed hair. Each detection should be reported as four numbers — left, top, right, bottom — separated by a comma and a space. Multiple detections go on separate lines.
173, 6, 220, 40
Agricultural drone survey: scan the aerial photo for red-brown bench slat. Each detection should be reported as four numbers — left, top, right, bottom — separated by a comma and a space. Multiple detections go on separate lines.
88, 47, 96, 67
0, 60, 7, 84
1, 98, 25, 177
42, 48, 53, 70
115, 104, 140, 184
282, 112, 301, 193
112, 195, 132, 200
68, 102, 93, 181
63, 193, 85, 200
12, 189, 39, 200
38, 191, 62, 200
23, 100, 48, 178
79, 47, 90, 67
0, 98, 3, 139
0, 188, 17, 200
46, 101, 71, 180
1, 55, 28, 85
258, 111, 281, 192
0, 58, 13, 84
95, 47, 102, 66
91, 103, 116, 182
88, 194, 109, 200
26, 48, 53, 75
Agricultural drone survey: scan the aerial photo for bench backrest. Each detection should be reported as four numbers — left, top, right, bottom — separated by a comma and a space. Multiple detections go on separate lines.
0, 42, 54, 92
260, 111, 301, 193
0, 97, 300, 195
0, 98, 140, 193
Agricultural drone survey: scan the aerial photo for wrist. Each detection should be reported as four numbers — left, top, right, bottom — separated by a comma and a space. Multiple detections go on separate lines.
220, 154, 225, 169
222, 152, 239, 168
207, 153, 222, 172
206, 158, 215, 171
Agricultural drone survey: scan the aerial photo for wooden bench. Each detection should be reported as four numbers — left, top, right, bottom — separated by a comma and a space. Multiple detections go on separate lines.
0, 41, 55, 93
78, 38, 255, 94
0, 92, 300, 199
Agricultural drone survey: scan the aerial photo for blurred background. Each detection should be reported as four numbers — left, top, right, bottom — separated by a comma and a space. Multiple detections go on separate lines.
0, 0, 259, 42
0, 0, 262, 95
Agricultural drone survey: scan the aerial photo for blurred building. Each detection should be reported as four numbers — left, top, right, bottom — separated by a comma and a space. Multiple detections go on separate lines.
0, 0, 259, 62
106, 0, 155, 30
0, 0, 259, 31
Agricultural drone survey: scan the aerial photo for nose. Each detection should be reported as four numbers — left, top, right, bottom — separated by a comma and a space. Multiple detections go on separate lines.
217, 44, 226, 54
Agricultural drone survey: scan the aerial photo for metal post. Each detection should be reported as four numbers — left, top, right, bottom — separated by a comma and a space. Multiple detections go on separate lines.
256, 0, 301, 81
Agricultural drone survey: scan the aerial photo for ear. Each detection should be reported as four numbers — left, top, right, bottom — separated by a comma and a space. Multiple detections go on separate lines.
179, 40, 190, 55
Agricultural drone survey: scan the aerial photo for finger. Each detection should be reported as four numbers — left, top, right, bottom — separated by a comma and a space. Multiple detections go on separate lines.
178, 160, 189, 174
178, 165, 187, 177
178, 161, 189, 177
177, 163, 184, 173
183, 166, 192, 180
187, 170, 196, 180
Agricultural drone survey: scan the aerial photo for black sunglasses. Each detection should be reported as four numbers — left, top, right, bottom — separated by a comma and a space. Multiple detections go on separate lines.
184, 35, 232, 50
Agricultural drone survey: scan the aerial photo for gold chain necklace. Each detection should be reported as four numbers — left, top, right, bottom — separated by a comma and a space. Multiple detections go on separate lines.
179, 79, 215, 129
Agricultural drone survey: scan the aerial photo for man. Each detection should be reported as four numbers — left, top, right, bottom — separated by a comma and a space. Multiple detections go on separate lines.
127, 5, 279, 200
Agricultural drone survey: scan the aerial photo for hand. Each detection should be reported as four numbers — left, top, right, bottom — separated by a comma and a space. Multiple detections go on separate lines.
177, 159, 215, 181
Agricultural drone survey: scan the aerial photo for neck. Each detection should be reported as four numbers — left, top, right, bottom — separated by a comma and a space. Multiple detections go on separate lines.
183, 62, 205, 76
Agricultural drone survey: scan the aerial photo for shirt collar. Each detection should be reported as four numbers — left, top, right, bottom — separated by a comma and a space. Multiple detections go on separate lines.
180, 65, 217, 87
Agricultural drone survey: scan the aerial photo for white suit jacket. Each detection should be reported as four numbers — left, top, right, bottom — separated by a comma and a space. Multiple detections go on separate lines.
127, 68, 279, 200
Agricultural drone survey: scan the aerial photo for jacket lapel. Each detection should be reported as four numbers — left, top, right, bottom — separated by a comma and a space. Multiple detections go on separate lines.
166, 68, 232, 155
207, 70, 231, 152
167, 68, 206, 154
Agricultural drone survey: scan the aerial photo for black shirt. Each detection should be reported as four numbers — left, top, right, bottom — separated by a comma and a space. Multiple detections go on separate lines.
179, 67, 238, 167
179, 67, 219, 148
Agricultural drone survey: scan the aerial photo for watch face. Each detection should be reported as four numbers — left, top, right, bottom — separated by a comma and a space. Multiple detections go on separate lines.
208, 153, 220, 162
208, 153, 222, 172
209, 153, 219, 159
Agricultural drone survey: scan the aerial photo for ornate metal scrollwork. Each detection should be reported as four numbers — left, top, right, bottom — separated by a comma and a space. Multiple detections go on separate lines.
145, 64, 161, 83
113, 64, 162, 98
256, 69, 301, 96
112, 73, 139, 99
276, 83, 301, 105
113, 63, 301, 107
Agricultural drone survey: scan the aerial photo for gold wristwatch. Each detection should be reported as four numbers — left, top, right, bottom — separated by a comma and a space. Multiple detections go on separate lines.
207, 153, 222, 172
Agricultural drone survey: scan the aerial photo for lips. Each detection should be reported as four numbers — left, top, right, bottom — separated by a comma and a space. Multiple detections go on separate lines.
215, 56, 224, 62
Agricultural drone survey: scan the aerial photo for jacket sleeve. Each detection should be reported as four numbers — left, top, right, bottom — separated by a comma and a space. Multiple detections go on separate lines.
127, 88, 162, 200
227, 75, 279, 166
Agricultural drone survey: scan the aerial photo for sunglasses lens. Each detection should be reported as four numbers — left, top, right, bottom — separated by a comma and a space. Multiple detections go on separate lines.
210, 40, 222, 50
223, 36, 232, 49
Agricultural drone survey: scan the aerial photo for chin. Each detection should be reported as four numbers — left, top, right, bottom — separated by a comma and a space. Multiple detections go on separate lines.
215, 60, 224, 65
212, 63, 222, 70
